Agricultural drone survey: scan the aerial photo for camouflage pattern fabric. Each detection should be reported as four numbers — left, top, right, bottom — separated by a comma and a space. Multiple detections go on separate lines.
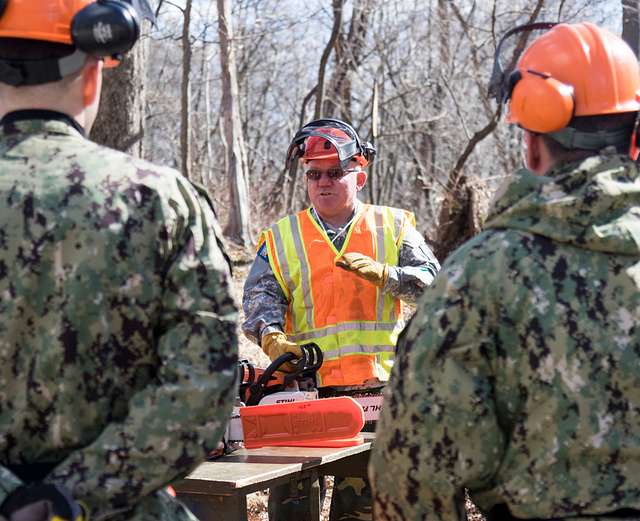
370, 151, 640, 520
242, 206, 440, 343
324, 387, 375, 521
0, 117, 239, 521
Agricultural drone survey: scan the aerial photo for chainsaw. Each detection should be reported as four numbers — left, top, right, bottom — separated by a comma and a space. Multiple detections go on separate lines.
238, 342, 324, 406
220, 343, 384, 452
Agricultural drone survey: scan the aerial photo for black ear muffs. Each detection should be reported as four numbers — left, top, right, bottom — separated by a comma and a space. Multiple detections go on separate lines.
362, 140, 377, 164
71, 0, 140, 58
508, 69, 575, 133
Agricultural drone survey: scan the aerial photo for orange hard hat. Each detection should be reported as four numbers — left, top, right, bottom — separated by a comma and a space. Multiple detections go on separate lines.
0, 1, 157, 84
0, 0, 94, 45
506, 22, 640, 133
0, 1, 154, 47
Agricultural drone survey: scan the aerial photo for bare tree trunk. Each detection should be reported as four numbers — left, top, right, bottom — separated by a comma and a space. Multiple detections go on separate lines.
91, 36, 148, 156
204, 48, 214, 185
623, 0, 640, 56
284, 0, 343, 214
313, 0, 344, 119
434, 0, 545, 261
180, 0, 193, 180
218, 0, 251, 246
323, 0, 374, 120
368, 81, 379, 204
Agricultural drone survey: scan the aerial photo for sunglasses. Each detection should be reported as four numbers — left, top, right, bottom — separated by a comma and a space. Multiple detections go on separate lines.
304, 168, 359, 181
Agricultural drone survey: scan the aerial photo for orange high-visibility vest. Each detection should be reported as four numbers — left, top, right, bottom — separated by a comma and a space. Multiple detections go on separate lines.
261, 204, 415, 387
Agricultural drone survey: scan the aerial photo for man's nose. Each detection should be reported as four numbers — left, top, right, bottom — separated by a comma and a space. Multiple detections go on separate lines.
317, 172, 334, 185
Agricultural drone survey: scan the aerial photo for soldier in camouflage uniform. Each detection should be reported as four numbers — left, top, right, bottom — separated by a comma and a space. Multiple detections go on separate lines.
243, 119, 440, 521
370, 22, 640, 521
0, 2, 238, 521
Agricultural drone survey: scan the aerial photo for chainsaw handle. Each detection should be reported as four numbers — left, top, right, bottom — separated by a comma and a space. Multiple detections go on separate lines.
238, 359, 255, 383
280, 343, 323, 385
246, 352, 296, 405
281, 343, 323, 385
299, 343, 323, 372
246, 343, 323, 406
237, 359, 256, 403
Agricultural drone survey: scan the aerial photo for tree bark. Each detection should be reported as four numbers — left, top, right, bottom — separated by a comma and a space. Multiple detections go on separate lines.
622, 0, 640, 57
322, 0, 374, 120
90, 36, 148, 156
434, 0, 545, 261
368, 80, 379, 204
218, 0, 251, 246
286, 0, 343, 214
313, 0, 344, 119
180, 0, 193, 180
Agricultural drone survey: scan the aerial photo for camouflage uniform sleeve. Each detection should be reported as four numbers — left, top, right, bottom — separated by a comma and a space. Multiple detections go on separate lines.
46, 180, 239, 520
241, 241, 289, 344
370, 236, 503, 521
384, 227, 441, 303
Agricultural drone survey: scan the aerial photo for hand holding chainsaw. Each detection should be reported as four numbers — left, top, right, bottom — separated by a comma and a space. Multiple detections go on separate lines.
261, 332, 302, 373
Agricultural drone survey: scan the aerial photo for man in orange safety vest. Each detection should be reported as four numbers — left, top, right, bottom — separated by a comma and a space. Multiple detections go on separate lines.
242, 118, 440, 521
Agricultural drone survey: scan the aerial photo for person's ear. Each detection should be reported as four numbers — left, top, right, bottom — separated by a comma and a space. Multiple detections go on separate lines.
524, 131, 542, 172
355, 169, 368, 191
82, 59, 102, 108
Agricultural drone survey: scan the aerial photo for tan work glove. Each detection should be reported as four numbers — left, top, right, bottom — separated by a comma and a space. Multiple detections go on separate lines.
261, 332, 303, 373
335, 252, 389, 287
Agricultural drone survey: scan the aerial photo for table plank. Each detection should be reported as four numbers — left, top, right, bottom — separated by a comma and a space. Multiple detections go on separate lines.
174, 433, 375, 495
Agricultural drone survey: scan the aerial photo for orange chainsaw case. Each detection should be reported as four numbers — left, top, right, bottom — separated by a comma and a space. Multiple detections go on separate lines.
239, 396, 365, 449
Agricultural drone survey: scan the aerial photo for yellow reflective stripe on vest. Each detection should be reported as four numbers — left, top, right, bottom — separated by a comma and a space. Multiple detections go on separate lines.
269, 222, 292, 298
393, 208, 404, 239
379, 206, 408, 322
288, 320, 397, 343
267, 220, 314, 331
297, 326, 398, 359
287, 215, 315, 329
270, 215, 315, 331
324, 344, 394, 358
374, 208, 387, 323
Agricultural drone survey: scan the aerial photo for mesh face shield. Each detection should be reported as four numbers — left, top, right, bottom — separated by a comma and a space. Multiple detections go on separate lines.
286, 118, 364, 170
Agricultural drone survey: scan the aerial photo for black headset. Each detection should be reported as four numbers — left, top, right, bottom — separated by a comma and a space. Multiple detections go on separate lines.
487, 22, 559, 105
71, 0, 141, 58
0, 0, 148, 86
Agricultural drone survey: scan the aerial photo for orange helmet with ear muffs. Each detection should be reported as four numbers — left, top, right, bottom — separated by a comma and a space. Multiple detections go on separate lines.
0, 0, 155, 85
489, 22, 640, 134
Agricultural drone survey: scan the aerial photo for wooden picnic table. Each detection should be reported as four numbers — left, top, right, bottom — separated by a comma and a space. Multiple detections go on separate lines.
174, 432, 375, 521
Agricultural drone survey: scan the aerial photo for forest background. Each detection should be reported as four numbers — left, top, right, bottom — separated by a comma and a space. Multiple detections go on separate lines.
88, 2, 640, 519
93, 0, 637, 262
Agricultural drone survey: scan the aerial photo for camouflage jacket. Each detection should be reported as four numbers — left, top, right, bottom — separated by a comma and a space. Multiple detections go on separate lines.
242, 203, 440, 344
0, 114, 238, 520
371, 152, 640, 520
